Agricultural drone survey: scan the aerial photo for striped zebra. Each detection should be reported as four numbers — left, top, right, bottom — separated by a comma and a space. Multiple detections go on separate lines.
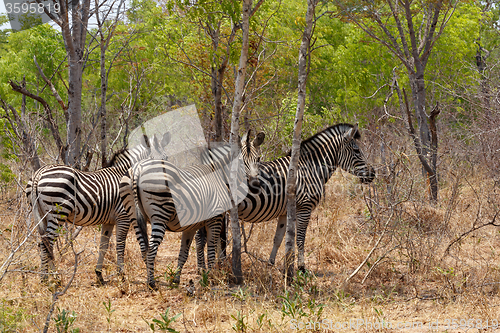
197, 123, 375, 273
119, 130, 264, 289
26, 133, 171, 285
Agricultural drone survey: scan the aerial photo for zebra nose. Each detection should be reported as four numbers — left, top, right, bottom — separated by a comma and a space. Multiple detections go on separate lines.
360, 167, 376, 183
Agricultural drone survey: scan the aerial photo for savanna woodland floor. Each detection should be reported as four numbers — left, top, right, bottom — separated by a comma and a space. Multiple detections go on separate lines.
1, 167, 500, 332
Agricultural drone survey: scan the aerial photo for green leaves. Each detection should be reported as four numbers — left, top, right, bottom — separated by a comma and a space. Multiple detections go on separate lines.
143, 308, 181, 333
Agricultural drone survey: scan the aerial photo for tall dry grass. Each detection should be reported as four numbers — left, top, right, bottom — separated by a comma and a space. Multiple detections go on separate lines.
1, 120, 500, 332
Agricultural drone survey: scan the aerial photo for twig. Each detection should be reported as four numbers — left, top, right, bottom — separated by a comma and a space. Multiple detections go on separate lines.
345, 211, 394, 284
443, 210, 500, 256
43, 239, 84, 333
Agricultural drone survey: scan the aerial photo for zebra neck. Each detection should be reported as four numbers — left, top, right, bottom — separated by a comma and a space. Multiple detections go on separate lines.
286, 145, 337, 184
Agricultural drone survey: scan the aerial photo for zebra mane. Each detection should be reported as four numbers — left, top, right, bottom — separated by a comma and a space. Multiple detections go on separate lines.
105, 148, 128, 168
286, 123, 360, 157
105, 144, 149, 168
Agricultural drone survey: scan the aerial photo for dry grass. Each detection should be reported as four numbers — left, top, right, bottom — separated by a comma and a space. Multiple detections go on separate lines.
2, 152, 500, 332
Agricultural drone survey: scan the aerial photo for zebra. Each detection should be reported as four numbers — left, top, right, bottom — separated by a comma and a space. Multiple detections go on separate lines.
197, 123, 375, 274
26, 133, 171, 285
119, 130, 264, 289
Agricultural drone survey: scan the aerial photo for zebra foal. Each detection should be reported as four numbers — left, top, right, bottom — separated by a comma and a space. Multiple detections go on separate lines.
26, 133, 171, 285
198, 123, 375, 273
119, 130, 264, 289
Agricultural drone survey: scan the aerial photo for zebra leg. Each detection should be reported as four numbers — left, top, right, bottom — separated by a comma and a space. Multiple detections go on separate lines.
39, 231, 56, 283
146, 219, 167, 290
175, 229, 197, 284
205, 216, 223, 270
39, 211, 68, 284
220, 214, 227, 260
131, 220, 148, 264
195, 227, 207, 274
95, 224, 115, 285
269, 215, 287, 266
114, 218, 129, 280
296, 210, 312, 273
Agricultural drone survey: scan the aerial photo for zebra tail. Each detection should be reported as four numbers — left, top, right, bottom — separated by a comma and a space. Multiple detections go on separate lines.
136, 206, 148, 253
29, 176, 46, 235
131, 167, 149, 253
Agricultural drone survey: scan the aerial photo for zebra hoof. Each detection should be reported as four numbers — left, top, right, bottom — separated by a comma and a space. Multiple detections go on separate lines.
95, 270, 106, 286
148, 281, 158, 291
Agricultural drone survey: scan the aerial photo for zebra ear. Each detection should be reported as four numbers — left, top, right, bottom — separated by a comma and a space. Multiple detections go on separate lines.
344, 124, 359, 141
161, 132, 171, 148
241, 129, 252, 146
141, 134, 151, 149
253, 132, 265, 147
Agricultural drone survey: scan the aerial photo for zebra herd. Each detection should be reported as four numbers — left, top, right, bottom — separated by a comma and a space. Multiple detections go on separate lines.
26, 123, 374, 289
26, 133, 172, 285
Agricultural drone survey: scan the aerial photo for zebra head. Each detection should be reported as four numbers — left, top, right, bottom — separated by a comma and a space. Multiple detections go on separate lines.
240, 129, 265, 194
150, 132, 172, 160
337, 124, 375, 184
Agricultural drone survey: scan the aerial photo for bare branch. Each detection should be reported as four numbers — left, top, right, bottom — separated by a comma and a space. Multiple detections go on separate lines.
9, 80, 65, 155
34, 56, 68, 118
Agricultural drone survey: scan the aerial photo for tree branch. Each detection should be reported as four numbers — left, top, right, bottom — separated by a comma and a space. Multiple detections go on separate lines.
401, 87, 433, 175
34, 56, 68, 119
9, 80, 65, 154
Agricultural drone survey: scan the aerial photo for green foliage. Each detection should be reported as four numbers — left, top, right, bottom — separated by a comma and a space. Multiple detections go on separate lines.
230, 310, 247, 333
0, 24, 65, 101
256, 311, 273, 331
0, 163, 14, 184
278, 290, 307, 321
0, 15, 10, 55
278, 270, 324, 324
0, 0, 494, 168
230, 287, 249, 302
292, 269, 319, 295
198, 270, 209, 288
0, 300, 26, 332
163, 263, 180, 286
143, 307, 181, 333
102, 299, 115, 328
53, 308, 80, 333
18, 13, 43, 31
278, 292, 324, 323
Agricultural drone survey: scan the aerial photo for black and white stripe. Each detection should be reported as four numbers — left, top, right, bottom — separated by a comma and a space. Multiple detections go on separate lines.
119, 131, 264, 289
26, 133, 171, 284
198, 123, 375, 272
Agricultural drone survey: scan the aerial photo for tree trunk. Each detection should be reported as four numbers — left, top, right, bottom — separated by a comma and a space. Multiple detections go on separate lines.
212, 65, 225, 143
100, 38, 108, 167
62, 0, 91, 167
475, 44, 490, 118
229, 0, 252, 285
66, 55, 83, 167
284, 0, 316, 284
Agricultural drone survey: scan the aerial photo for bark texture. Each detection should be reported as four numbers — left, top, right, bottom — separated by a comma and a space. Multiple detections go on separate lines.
229, 0, 253, 285
284, 0, 317, 284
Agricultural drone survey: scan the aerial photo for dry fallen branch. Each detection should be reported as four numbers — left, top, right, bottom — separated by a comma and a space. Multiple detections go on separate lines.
443, 210, 500, 256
